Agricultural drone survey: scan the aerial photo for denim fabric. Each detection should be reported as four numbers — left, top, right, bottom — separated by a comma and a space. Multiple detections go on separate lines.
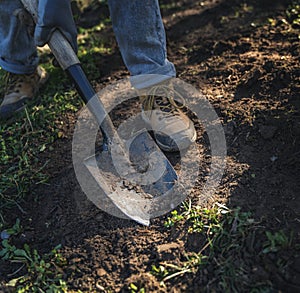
108, 0, 176, 80
35, 0, 78, 51
0, 0, 38, 74
0, 0, 175, 86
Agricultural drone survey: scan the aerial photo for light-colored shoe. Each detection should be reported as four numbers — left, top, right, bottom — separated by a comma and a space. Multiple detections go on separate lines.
140, 85, 196, 152
0, 66, 48, 120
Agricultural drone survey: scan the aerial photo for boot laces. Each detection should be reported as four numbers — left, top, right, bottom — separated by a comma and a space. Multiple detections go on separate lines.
4, 72, 34, 95
142, 84, 186, 117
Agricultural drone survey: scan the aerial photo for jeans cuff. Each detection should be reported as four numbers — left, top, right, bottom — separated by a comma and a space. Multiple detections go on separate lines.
130, 62, 176, 89
0, 57, 38, 74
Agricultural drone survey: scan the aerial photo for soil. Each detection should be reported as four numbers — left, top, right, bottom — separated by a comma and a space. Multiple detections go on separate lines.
1, 0, 300, 292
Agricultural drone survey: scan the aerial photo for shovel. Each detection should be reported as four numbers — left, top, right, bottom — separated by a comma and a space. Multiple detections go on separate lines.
21, 0, 178, 225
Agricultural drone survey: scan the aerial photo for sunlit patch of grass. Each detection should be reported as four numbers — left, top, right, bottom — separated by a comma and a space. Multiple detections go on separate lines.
0, 62, 82, 226
153, 201, 298, 292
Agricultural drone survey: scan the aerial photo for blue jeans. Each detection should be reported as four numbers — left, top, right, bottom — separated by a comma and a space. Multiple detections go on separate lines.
0, 0, 176, 88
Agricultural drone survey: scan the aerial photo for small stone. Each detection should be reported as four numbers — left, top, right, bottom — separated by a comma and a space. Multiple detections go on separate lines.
157, 242, 182, 253
270, 155, 278, 162
96, 268, 107, 277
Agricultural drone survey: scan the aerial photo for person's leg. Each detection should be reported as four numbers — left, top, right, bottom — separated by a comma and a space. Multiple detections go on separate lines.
107, 0, 176, 89
107, 0, 196, 151
0, 0, 39, 74
0, 0, 47, 120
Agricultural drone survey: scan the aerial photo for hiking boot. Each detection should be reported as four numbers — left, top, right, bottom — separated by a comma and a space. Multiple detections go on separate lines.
140, 85, 196, 152
0, 66, 48, 120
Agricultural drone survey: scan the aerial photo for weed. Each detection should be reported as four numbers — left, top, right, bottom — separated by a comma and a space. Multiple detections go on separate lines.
286, 1, 300, 28
1, 218, 21, 238
164, 210, 184, 228
262, 230, 292, 254
156, 202, 280, 291
128, 282, 145, 293
160, 253, 207, 282
151, 264, 169, 280
0, 229, 69, 292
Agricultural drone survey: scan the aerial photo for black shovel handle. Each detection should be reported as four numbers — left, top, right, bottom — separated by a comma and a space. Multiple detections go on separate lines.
20, 0, 116, 143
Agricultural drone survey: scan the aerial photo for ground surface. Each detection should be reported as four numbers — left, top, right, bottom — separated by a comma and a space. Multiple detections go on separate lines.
0, 0, 299, 292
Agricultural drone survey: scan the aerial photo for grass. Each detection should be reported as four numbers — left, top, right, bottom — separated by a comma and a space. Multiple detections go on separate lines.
0, 38, 84, 293
0, 65, 81, 291
0, 218, 69, 292
0, 64, 81, 224
150, 201, 298, 292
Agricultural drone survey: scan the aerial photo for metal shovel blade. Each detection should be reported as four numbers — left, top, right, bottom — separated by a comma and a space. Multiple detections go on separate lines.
83, 129, 178, 225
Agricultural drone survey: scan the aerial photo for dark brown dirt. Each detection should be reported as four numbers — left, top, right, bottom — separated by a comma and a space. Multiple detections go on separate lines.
1, 0, 300, 292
